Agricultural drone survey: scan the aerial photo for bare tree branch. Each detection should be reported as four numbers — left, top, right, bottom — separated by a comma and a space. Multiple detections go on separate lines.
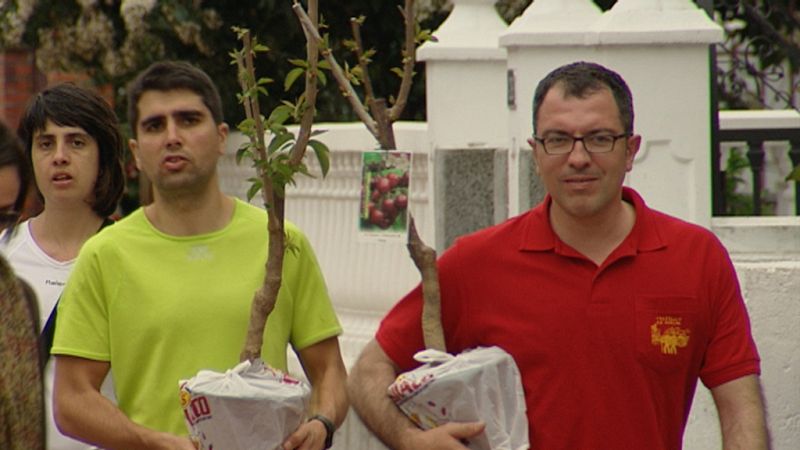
290, 0, 320, 166
293, 3, 380, 139
406, 216, 445, 352
369, 98, 397, 150
233, 32, 267, 163
350, 17, 377, 107
389, 0, 417, 122
294, 1, 443, 353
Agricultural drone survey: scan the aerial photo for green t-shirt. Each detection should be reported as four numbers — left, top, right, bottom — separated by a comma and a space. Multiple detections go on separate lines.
52, 199, 341, 435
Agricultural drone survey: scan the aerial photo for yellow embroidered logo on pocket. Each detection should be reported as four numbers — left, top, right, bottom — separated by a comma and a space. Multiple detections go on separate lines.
650, 316, 690, 355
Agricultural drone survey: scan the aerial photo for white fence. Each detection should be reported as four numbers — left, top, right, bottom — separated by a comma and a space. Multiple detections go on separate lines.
718, 110, 800, 216
219, 118, 798, 450
214, 0, 799, 447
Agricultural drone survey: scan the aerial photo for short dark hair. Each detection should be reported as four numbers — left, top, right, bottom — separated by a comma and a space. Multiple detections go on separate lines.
17, 83, 126, 218
127, 60, 224, 137
532, 61, 635, 135
0, 120, 31, 214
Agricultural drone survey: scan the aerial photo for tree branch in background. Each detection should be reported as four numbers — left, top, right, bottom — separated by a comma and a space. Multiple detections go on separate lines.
290, 0, 320, 166
406, 216, 445, 352
389, 0, 417, 122
349, 16, 377, 108
370, 98, 397, 150
296, 0, 444, 351
293, 3, 379, 139
294, 0, 425, 150
232, 0, 327, 362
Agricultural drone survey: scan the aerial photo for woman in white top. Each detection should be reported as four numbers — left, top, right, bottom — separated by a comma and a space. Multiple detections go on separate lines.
1, 83, 125, 450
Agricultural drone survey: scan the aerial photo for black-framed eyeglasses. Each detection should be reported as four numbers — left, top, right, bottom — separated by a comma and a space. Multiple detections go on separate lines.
534, 133, 629, 155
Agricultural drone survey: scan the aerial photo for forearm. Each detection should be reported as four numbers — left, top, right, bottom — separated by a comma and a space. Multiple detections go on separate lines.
721, 421, 770, 450
53, 355, 194, 450
712, 375, 770, 450
347, 341, 421, 450
55, 387, 189, 450
719, 406, 770, 450
307, 358, 349, 428
285, 337, 349, 449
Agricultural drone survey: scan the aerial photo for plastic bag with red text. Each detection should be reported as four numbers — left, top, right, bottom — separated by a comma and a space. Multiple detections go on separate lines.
180, 359, 310, 450
388, 346, 529, 450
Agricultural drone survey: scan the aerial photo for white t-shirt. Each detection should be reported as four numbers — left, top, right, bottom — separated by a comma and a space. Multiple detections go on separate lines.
1, 220, 113, 450
1, 220, 72, 329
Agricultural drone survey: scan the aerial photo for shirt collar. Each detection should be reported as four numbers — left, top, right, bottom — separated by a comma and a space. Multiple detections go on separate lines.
519, 187, 666, 254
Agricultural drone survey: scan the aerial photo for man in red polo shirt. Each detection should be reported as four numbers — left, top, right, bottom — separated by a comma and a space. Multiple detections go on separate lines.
347, 61, 768, 450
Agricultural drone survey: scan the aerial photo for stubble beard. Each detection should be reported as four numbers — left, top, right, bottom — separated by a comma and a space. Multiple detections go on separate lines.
152, 166, 216, 201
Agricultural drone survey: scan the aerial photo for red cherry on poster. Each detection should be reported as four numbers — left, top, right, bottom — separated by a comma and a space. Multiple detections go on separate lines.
376, 177, 391, 194
394, 194, 408, 210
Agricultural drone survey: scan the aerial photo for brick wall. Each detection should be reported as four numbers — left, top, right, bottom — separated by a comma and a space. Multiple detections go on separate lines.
0, 49, 43, 130
0, 50, 114, 130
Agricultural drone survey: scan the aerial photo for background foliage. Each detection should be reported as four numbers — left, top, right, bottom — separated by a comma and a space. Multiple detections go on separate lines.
3, 1, 797, 124
2, 1, 798, 197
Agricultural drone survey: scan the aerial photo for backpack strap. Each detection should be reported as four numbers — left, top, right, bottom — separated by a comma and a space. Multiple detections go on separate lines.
41, 301, 58, 360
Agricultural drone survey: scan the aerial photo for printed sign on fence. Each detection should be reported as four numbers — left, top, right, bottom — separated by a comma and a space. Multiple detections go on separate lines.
358, 150, 412, 242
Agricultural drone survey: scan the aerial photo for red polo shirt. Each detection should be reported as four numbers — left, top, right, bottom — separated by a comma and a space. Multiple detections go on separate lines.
377, 187, 760, 450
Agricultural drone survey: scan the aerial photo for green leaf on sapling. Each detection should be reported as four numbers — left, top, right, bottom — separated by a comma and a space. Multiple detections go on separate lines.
268, 133, 294, 155
285, 67, 305, 91
247, 178, 263, 201
308, 139, 330, 177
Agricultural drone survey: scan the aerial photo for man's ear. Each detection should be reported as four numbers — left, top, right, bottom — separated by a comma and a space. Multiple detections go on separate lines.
217, 122, 229, 156
625, 134, 642, 172
128, 139, 141, 170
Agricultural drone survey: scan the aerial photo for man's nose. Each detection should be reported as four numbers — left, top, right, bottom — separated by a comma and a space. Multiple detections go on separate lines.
165, 118, 181, 148
567, 139, 592, 167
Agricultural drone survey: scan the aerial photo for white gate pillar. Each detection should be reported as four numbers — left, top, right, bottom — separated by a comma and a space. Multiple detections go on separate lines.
499, 0, 603, 215
418, 0, 508, 150
593, 0, 723, 226
418, 0, 510, 250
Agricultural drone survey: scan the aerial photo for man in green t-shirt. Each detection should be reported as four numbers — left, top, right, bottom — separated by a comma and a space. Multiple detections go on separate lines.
52, 61, 348, 450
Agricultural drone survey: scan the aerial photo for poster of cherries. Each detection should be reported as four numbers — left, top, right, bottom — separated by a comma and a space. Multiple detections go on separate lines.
359, 150, 411, 237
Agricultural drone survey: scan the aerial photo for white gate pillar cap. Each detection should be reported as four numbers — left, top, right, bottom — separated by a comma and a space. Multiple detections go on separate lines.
499, 0, 602, 47
594, 0, 723, 44
418, 0, 508, 61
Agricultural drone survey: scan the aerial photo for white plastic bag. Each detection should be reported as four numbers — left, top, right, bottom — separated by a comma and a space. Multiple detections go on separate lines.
179, 359, 310, 450
388, 346, 529, 450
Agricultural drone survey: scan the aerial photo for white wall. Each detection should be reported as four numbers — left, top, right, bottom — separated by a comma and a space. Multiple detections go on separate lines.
220, 123, 799, 449
684, 252, 800, 450
214, 1, 799, 447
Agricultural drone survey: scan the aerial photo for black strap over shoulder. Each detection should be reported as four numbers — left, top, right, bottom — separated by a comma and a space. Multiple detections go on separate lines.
41, 302, 58, 360
41, 216, 115, 359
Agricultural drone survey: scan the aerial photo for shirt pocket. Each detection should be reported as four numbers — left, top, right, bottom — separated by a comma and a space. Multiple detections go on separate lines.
635, 295, 700, 373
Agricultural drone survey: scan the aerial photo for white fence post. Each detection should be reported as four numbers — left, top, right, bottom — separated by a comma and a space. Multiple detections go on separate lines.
500, 0, 603, 216
418, 0, 508, 150
418, 0, 510, 250
593, 0, 723, 227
